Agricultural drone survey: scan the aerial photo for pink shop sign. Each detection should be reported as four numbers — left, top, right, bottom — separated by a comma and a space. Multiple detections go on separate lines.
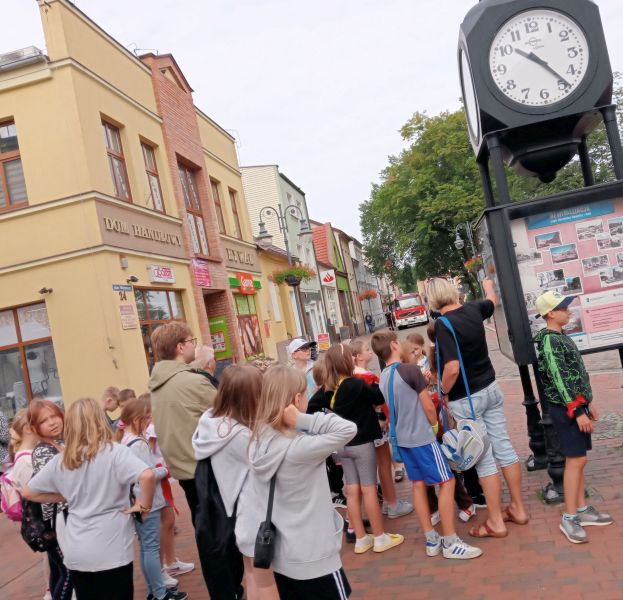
192, 258, 212, 288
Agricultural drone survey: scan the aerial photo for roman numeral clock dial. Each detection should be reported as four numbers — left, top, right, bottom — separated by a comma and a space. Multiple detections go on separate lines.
489, 9, 589, 107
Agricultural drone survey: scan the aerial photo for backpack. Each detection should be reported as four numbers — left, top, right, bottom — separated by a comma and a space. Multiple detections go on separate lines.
0, 451, 31, 522
195, 456, 244, 599
21, 499, 58, 552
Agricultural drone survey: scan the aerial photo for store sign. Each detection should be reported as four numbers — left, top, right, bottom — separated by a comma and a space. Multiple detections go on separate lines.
237, 271, 256, 294
317, 332, 330, 351
512, 197, 623, 352
119, 304, 138, 330
320, 269, 337, 287
148, 264, 175, 283
222, 238, 261, 272
192, 258, 212, 288
97, 201, 186, 259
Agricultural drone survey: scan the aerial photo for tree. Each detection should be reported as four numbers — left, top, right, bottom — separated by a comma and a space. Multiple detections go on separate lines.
361, 74, 623, 284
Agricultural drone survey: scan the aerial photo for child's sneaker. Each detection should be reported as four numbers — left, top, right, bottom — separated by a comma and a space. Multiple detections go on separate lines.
459, 504, 477, 522
559, 516, 588, 543
431, 511, 440, 526
576, 506, 613, 526
425, 537, 442, 557
442, 538, 483, 560
354, 534, 374, 554
387, 499, 414, 519
373, 533, 404, 553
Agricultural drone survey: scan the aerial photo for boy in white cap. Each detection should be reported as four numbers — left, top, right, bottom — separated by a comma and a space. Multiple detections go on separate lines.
534, 290, 613, 544
287, 338, 318, 399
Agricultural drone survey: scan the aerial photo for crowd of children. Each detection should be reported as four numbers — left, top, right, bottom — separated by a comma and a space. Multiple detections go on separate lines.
0, 285, 615, 599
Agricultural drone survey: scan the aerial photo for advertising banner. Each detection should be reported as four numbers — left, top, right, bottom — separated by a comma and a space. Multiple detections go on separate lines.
512, 197, 623, 351
320, 269, 337, 287
192, 259, 212, 288
317, 332, 331, 351
208, 315, 232, 360
236, 271, 256, 294
148, 264, 175, 284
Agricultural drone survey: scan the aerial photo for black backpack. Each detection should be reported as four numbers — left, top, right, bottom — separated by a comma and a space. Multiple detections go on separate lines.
194, 457, 244, 600
21, 499, 57, 552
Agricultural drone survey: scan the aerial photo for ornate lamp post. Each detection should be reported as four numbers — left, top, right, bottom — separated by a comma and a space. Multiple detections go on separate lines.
256, 204, 312, 338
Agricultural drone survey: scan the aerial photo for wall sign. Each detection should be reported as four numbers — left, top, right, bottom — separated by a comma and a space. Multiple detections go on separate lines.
96, 201, 186, 259
222, 238, 261, 272
236, 271, 256, 294
148, 264, 175, 284
317, 332, 330, 351
208, 315, 233, 360
192, 258, 212, 288
320, 268, 336, 287
119, 304, 138, 329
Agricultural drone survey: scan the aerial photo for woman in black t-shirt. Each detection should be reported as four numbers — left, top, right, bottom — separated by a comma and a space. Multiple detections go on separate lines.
428, 278, 528, 539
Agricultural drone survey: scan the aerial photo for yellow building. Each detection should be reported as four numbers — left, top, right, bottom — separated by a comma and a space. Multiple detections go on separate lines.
0, 0, 255, 417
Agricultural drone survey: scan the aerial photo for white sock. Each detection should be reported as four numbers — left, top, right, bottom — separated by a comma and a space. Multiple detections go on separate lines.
374, 533, 390, 547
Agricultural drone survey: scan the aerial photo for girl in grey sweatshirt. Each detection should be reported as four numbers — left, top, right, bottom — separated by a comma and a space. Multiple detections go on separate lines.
242, 364, 357, 599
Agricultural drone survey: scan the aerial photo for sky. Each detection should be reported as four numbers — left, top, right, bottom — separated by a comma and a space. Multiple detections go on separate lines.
5, 0, 623, 239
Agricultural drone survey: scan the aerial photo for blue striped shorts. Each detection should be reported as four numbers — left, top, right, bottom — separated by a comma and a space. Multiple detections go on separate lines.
400, 441, 454, 485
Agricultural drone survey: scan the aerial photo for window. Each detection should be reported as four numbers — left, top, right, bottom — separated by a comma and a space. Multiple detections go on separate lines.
0, 121, 27, 211
102, 121, 131, 201
210, 179, 226, 234
229, 189, 242, 239
234, 294, 263, 358
178, 164, 209, 255
269, 283, 282, 322
0, 303, 62, 421
135, 289, 185, 368
141, 143, 164, 212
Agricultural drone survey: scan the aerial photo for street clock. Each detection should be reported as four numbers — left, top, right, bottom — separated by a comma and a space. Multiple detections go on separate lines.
459, 0, 613, 181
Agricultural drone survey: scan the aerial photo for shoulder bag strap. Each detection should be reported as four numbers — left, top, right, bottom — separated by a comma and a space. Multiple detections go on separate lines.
265, 475, 276, 523
437, 316, 476, 420
329, 377, 345, 410
387, 363, 399, 440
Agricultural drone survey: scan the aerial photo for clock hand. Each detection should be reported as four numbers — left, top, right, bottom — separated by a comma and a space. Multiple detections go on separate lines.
514, 48, 572, 88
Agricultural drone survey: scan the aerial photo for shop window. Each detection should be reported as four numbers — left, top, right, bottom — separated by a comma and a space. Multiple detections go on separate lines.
229, 189, 242, 239
234, 294, 263, 358
179, 164, 209, 255
210, 179, 227, 235
0, 120, 27, 211
102, 121, 132, 201
141, 142, 164, 212
0, 303, 62, 421
135, 289, 185, 369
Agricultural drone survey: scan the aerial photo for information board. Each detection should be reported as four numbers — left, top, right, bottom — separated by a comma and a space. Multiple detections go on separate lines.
511, 198, 623, 351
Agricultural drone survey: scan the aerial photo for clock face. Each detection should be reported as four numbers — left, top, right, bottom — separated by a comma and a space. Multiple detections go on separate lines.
460, 48, 480, 142
489, 9, 589, 108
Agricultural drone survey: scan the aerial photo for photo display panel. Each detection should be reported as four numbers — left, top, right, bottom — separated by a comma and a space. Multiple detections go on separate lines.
512, 198, 623, 351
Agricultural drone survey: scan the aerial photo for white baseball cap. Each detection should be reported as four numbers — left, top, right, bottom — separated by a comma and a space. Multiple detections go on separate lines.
287, 338, 317, 358
535, 290, 576, 318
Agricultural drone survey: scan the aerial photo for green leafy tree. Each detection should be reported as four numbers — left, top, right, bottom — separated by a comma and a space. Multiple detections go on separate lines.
361, 74, 623, 291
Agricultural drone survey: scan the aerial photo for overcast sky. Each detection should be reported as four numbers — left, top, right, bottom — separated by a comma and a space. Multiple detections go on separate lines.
5, 1, 623, 239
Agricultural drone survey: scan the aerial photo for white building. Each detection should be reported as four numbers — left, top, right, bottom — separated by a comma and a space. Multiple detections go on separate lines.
241, 165, 327, 339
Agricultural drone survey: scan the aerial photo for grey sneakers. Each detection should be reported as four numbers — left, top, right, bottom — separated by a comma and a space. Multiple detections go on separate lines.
386, 499, 415, 519
577, 505, 614, 527
560, 516, 588, 544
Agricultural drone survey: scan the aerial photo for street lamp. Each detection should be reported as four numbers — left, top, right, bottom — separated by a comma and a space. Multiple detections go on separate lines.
256, 204, 313, 336
454, 221, 477, 256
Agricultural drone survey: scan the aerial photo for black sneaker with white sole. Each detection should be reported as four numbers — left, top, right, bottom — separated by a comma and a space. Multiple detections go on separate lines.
148, 591, 188, 600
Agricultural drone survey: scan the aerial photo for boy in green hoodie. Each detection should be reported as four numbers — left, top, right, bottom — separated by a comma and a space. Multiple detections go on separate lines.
534, 290, 613, 544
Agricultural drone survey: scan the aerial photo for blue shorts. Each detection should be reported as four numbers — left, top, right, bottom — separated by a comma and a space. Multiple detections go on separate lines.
400, 442, 454, 485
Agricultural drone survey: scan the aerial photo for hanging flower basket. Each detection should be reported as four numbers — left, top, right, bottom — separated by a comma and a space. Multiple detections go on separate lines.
357, 289, 379, 302
271, 265, 317, 286
463, 256, 483, 274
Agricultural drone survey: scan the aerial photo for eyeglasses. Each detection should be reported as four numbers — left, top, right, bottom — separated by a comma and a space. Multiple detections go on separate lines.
182, 337, 198, 347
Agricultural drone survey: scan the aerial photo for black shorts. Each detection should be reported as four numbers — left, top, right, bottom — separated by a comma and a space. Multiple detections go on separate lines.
548, 403, 592, 457
274, 568, 351, 600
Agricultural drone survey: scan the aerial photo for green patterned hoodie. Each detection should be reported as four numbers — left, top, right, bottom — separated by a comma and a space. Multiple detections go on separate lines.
535, 329, 592, 413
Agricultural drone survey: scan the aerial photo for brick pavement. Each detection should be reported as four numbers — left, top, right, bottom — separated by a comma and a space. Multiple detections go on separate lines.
2, 326, 622, 599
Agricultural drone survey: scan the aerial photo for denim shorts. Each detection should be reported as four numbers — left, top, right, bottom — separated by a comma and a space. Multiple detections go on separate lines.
449, 380, 518, 478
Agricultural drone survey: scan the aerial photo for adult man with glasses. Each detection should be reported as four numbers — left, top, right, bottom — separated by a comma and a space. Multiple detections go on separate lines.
148, 322, 216, 525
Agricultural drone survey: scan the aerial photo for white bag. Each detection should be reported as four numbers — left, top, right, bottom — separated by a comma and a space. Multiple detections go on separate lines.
440, 418, 489, 472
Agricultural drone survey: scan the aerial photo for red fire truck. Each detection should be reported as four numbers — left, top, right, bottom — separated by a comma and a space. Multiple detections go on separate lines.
393, 293, 428, 329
